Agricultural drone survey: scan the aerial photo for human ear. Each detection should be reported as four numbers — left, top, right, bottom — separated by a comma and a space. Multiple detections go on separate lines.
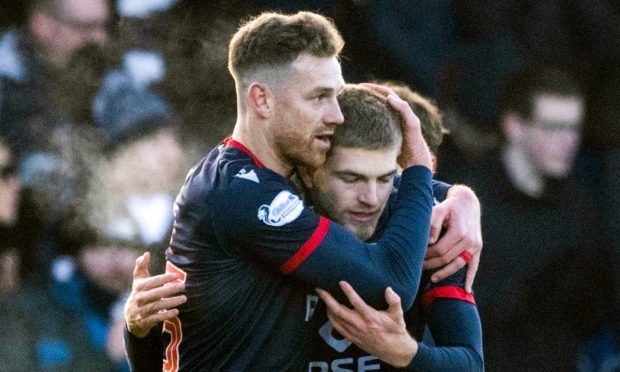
248, 83, 271, 118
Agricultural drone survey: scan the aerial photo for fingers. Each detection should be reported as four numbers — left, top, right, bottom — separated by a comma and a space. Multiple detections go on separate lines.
464, 252, 481, 293
142, 308, 180, 325
424, 236, 469, 270
326, 311, 358, 345
429, 255, 467, 283
384, 287, 403, 319
315, 288, 351, 318
425, 222, 463, 260
428, 206, 449, 245
134, 272, 182, 291
359, 82, 397, 98
138, 294, 187, 317
339, 281, 372, 314
133, 252, 151, 279
359, 83, 419, 128
315, 287, 336, 308
134, 279, 185, 305
125, 282, 187, 338
316, 287, 364, 332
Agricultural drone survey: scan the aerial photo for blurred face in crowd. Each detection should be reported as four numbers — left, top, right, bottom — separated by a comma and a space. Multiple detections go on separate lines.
517, 93, 584, 178
0, 142, 20, 225
301, 145, 399, 240
269, 54, 345, 171
80, 244, 138, 294
107, 129, 184, 194
31, 0, 109, 66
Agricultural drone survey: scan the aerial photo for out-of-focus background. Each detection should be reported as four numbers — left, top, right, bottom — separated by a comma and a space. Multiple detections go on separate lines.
0, 1, 619, 371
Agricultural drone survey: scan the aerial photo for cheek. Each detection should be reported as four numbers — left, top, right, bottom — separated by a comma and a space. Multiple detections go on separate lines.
524, 134, 550, 157
378, 185, 392, 205
320, 184, 352, 212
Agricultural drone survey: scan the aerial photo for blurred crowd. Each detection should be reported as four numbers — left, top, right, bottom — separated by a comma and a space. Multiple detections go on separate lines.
0, 0, 619, 371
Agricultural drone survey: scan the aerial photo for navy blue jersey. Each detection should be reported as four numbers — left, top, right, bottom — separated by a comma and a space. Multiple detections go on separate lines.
306, 183, 483, 371
153, 138, 433, 371
306, 268, 482, 371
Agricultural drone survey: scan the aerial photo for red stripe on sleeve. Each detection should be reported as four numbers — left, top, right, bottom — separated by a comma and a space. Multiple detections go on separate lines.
422, 286, 476, 307
281, 216, 331, 274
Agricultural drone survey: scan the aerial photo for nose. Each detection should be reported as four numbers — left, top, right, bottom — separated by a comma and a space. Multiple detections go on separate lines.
358, 182, 379, 207
325, 97, 344, 125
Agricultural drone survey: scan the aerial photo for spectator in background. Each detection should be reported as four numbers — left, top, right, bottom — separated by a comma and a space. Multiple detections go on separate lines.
85, 76, 186, 367
0, 136, 21, 295
0, 56, 187, 372
0, 0, 112, 283
0, 233, 137, 371
0, 0, 109, 149
87, 66, 185, 257
445, 66, 612, 371
507, 3, 620, 368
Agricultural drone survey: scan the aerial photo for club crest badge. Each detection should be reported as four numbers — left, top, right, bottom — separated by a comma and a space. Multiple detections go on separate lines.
258, 191, 304, 226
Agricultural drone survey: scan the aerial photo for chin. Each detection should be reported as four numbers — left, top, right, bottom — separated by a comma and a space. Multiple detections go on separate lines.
351, 226, 375, 241
545, 164, 572, 179
301, 152, 327, 168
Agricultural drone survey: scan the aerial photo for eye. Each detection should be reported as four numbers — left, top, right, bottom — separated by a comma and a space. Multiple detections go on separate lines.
315, 93, 328, 102
340, 175, 358, 184
378, 175, 394, 184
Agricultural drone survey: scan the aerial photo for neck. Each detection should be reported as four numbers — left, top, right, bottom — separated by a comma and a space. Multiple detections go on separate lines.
231, 114, 294, 177
502, 144, 545, 198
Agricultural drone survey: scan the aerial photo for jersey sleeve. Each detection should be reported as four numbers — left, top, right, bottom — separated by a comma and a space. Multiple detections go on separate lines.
212, 166, 433, 309
406, 269, 484, 371
375, 176, 453, 238
392, 174, 452, 202
124, 325, 163, 372
408, 299, 484, 371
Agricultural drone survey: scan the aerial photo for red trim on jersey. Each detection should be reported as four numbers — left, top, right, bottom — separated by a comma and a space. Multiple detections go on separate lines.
166, 261, 188, 284
224, 137, 265, 168
423, 285, 476, 307
281, 216, 331, 274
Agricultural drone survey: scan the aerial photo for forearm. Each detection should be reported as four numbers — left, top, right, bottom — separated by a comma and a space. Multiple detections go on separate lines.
407, 299, 483, 371
297, 166, 433, 309
409, 343, 483, 371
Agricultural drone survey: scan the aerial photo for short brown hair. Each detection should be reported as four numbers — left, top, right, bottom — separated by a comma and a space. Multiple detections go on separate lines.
499, 66, 582, 122
378, 81, 447, 155
332, 84, 402, 152
228, 11, 344, 83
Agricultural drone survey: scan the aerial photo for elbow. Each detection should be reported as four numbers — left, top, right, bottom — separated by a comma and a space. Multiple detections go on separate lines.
469, 348, 485, 372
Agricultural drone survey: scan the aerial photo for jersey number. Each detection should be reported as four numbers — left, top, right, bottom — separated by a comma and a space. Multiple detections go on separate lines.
163, 260, 187, 372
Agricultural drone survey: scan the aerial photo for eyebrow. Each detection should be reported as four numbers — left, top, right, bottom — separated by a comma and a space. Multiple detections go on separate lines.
309, 81, 344, 96
309, 87, 336, 96
334, 169, 397, 180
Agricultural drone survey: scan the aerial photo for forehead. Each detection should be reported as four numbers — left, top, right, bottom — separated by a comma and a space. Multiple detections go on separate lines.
532, 93, 584, 127
61, 0, 109, 21
323, 146, 398, 176
287, 54, 344, 94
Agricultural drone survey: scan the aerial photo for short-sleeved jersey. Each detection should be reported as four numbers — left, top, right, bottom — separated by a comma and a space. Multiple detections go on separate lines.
160, 138, 434, 371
